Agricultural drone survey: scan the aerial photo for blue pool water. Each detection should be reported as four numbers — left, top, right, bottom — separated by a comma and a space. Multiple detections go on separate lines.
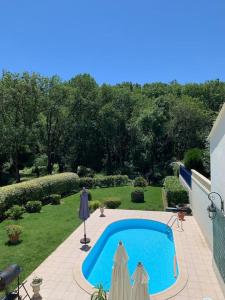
82, 219, 178, 294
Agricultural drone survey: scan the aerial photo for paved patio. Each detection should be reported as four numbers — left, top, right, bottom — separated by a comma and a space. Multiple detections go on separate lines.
20, 209, 224, 300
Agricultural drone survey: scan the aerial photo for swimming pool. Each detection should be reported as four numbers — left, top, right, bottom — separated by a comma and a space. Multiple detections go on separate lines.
82, 219, 178, 295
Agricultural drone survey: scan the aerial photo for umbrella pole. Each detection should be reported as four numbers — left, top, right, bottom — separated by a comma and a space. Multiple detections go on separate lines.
84, 220, 86, 243
80, 220, 91, 245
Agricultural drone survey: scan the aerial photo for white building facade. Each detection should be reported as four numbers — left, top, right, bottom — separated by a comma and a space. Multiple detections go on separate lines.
179, 103, 225, 296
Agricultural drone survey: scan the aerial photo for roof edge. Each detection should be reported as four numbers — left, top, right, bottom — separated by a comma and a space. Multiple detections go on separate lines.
208, 102, 225, 139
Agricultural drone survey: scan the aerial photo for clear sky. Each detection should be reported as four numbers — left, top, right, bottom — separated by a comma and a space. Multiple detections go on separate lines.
0, 0, 225, 84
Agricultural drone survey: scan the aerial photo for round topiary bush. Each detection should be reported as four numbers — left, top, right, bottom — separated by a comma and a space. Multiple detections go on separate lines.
104, 199, 121, 209
41, 195, 51, 205
134, 176, 148, 187
131, 190, 145, 203
5, 205, 25, 220
25, 201, 42, 213
88, 191, 92, 201
184, 148, 203, 172
49, 194, 61, 205
89, 200, 101, 211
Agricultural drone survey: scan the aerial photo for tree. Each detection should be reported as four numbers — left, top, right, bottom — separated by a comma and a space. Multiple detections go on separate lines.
99, 86, 136, 174
66, 74, 103, 171
37, 76, 71, 174
169, 96, 213, 159
0, 72, 43, 182
130, 96, 172, 181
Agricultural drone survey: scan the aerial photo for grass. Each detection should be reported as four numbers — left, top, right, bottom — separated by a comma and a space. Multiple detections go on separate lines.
0, 185, 162, 294
0, 195, 82, 291
88, 185, 163, 211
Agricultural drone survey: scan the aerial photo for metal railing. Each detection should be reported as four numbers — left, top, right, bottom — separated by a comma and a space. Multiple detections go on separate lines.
167, 215, 183, 231
180, 165, 192, 189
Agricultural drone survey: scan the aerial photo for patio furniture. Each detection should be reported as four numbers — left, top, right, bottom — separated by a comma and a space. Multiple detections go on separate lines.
0, 264, 31, 300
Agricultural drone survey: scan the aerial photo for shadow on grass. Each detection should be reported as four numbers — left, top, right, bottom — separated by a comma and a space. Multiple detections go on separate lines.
5, 240, 23, 247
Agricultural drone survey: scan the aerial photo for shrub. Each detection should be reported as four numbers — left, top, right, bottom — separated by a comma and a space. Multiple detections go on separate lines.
49, 194, 61, 205
5, 205, 25, 220
77, 166, 95, 178
78, 175, 129, 189
113, 175, 129, 186
89, 200, 101, 211
78, 189, 92, 200
88, 191, 92, 201
6, 224, 22, 244
0, 200, 6, 220
41, 195, 51, 205
164, 176, 189, 206
78, 177, 95, 189
97, 175, 129, 188
184, 148, 203, 172
25, 201, 42, 213
104, 199, 121, 209
32, 277, 43, 285
134, 176, 148, 187
202, 143, 210, 177
0, 172, 79, 218
172, 163, 180, 177
131, 190, 144, 203
91, 284, 107, 300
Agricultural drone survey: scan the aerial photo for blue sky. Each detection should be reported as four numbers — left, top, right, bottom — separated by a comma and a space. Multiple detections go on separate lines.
0, 0, 225, 84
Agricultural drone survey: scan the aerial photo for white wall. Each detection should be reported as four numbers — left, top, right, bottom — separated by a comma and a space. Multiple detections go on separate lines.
210, 104, 225, 207
191, 170, 212, 250
209, 103, 225, 296
179, 168, 213, 249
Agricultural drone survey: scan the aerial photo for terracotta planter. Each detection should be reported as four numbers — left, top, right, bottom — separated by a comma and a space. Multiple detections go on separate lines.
9, 234, 20, 244
178, 211, 185, 221
31, 281, 42, 299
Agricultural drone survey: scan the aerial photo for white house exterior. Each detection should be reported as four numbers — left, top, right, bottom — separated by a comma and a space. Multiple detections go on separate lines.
209, 103, 225, 206
179, 103, 225, 296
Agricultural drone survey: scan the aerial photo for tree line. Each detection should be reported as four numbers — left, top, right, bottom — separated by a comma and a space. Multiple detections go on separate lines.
0, 71, 223, 184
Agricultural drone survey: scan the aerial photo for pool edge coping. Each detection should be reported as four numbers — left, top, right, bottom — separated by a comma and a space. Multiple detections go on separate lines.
73, 214, 189, 300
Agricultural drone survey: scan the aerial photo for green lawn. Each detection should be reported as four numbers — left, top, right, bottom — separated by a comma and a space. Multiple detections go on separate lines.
88, 185, 163, 211
0, 185, 162, 292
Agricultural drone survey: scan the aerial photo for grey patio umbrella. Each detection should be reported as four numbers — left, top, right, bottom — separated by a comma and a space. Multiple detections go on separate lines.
79, 187, 90, 244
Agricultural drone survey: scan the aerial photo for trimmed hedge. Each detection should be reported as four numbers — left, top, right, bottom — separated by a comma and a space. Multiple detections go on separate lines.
131, 190, 144, 203
104, 199, 121, 209
163, 176, 189, 206
0, 173, 128, 220
78, 175, 129, 189
0, 173, 79, 218
79, 177, 95, 189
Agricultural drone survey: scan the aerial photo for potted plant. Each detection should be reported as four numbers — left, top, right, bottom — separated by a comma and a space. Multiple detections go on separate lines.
177, 210, 185, 221
30, 276, 43, 299
91, 284, 107, 300
6, 224, 22, 244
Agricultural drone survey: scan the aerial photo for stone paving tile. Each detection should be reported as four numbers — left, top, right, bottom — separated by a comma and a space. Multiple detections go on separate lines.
19, 209, 224, 299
